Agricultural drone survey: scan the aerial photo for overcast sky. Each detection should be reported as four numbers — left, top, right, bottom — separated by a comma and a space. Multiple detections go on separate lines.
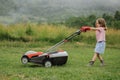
1, 0, 120, 24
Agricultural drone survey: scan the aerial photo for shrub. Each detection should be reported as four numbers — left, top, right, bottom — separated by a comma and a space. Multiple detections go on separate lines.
111, 21, 120, 29
25, 25, 34, 35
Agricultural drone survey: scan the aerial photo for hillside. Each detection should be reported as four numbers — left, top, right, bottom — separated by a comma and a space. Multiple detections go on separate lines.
0, 0, 120, 24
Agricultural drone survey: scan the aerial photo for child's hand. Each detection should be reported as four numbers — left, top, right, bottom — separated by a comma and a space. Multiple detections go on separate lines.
80, 26, 91, 32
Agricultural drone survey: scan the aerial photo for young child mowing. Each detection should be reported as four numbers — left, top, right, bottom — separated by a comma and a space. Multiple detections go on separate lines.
80, 18, 107, 66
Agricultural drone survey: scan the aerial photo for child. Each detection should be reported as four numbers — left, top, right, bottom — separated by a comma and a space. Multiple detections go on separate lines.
81, 18, 107, 66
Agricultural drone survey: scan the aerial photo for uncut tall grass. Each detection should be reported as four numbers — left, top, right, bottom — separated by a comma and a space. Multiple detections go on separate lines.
0, 23, 120, 46
0, 24, 76, 42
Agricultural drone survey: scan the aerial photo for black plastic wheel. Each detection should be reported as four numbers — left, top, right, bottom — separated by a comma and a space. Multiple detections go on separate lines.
44, 60, 52, 67
21, 57, 29, 64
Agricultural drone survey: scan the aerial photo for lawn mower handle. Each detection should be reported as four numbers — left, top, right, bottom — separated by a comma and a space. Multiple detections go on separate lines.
80, 26, 91, 32
45, 30, 81, 53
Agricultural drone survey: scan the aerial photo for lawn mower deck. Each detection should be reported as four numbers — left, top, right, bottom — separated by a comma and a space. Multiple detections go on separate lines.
21, 50, 68, 67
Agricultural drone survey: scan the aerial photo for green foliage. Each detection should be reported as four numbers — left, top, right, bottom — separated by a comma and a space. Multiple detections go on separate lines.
25, 25, 34, 35
65, 11, 120, 29
111, 21, 120, 29
0, 31, 10, 40
102, 13, 114, 26
0, 24, 120, 45
102, 11, 120, 28
87, 15, 97, 26
65, 15, 97, 28
114, 11, 120, 20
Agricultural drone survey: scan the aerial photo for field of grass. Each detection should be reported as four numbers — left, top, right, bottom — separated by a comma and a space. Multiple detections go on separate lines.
0, 23, 120, 46
0, 42, 120, 80
0, 23, 120, 80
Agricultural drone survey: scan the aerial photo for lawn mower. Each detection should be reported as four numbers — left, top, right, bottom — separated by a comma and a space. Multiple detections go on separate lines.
21, 27, 90, 67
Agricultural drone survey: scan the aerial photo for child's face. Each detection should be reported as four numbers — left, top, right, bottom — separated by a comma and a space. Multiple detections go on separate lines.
95, 20, 100, 28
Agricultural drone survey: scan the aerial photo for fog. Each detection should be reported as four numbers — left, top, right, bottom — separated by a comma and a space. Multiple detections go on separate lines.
0, 0, 120, 24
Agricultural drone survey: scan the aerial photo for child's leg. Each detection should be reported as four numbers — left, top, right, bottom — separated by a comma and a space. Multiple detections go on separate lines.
97, 54, 104, 66
91, 53, 98, 61
97, 53, 103, 61
88, 53, 97, 66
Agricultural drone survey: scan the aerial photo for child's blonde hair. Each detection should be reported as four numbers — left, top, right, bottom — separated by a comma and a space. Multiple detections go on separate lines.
96, 18, 107, 30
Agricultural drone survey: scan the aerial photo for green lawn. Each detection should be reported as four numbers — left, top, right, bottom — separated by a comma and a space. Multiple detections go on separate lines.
0, 43, 120, 80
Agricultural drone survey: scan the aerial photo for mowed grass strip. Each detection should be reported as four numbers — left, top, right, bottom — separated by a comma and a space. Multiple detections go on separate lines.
0, 43, 120, 80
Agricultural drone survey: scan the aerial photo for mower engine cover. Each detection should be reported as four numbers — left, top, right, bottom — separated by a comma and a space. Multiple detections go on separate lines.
21, 51, 43, 64
21, 50, 68, 67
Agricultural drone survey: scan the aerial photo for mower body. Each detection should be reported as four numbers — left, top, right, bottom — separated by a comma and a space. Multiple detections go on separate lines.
21, 51, 68, 67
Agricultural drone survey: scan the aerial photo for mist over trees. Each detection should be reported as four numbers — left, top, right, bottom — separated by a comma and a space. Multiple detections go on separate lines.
0, 0, 15, 16
65, 11, 120, 29
0, 0, 120, 28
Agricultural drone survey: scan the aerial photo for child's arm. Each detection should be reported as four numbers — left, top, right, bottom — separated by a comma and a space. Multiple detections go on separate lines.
90, 27, 100, 31
80, 26, 91, 32
80, 26, 100, 32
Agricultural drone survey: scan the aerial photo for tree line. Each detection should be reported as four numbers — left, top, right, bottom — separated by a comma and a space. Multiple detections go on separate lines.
64, 11, 120, 29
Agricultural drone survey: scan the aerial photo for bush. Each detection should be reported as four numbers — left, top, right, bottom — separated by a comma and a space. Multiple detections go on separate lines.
114, 11, 120, 20
111, 21, 120, 29
25, 25, 34, 35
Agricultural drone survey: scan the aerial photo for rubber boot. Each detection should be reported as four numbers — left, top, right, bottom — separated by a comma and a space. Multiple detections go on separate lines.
88, 61, 94, 66
100, 60, 104, 66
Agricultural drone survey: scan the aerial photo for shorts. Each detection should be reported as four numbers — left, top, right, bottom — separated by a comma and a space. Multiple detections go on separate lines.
94, 41, 106, 54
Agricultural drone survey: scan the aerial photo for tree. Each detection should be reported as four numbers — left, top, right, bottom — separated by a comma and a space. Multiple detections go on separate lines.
65, 17, 89, 27
87, 14, 97, 26
102, 13, 114, 26
114, 11, 120, 20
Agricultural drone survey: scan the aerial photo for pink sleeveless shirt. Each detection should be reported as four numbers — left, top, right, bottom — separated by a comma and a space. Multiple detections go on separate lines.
96, 27, 106, 42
